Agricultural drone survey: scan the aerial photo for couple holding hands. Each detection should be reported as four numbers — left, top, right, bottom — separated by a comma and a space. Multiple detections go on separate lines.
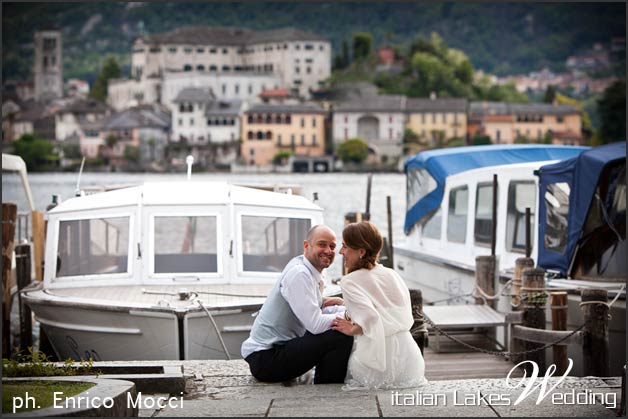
241, 221, 427, 390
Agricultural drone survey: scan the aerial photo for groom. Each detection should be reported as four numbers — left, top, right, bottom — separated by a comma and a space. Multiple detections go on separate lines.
241, 224, 353, 384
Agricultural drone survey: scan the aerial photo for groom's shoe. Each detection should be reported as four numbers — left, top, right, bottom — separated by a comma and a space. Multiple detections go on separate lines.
281, 378, 298, 387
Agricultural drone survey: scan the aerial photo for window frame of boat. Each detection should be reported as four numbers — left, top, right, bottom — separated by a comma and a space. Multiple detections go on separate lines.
421, 208, 443, 243
473, 181, 496, 247
49, 211, 135, 284
506, 180, 537, 254
146, 210, 224, 280
235, 208, 317, 281
445, 184, 469, 245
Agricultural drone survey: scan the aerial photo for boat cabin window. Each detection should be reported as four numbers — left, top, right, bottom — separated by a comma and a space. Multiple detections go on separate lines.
506, 182, 536, 252
544, 182, 570, 253
474, 183, 494, 246
242, 216, 310, 272
447, 186, 468, 243
57, 217, 130, 277
423, 209, 441, 239
154, 216, 218, 273
407, 168, 437, 211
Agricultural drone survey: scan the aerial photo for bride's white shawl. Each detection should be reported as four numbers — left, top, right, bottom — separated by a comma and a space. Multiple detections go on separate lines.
340, 264, 414, 372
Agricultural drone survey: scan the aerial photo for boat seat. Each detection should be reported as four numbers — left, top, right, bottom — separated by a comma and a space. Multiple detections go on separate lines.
422, 304, 508, 353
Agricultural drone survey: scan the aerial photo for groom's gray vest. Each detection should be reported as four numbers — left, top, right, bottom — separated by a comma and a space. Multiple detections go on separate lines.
250, 255, 323, 346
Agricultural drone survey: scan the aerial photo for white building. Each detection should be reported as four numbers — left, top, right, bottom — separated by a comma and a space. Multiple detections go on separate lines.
108, 77, 161, 111
109, 26, 331, 109
171, 87, 244, 145
333, 94, 407, 163
161, 71, 280, 109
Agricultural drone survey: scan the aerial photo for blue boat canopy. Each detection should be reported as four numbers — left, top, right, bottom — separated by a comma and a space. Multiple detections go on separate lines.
537, 141, 626, 276
404, 145, 589, 234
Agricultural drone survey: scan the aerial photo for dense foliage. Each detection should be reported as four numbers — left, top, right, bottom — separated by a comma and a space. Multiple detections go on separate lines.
597, 80, 626, 143
2, 3, 625, 82
337, 138, 369, 164
10, 133, 59, 171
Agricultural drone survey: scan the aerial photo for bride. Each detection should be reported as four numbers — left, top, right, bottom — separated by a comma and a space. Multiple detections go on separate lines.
332, 221, 427, 390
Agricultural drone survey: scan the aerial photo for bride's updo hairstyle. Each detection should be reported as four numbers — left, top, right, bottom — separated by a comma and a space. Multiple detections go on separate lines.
342, 221, 383, 272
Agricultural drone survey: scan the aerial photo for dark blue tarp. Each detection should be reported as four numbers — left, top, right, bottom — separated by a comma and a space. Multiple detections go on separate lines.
537, 141, 626, 276
404, 145, 588, 234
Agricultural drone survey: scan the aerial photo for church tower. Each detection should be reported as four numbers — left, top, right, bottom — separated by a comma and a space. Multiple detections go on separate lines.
34, 26, 63, 102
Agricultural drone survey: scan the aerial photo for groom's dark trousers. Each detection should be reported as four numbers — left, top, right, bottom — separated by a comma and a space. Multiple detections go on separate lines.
244, 330, 353, 384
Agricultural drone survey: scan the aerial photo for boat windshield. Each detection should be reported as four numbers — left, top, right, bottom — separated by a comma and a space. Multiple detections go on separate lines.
154, 216, 218, 274
241, 216, 311, 272
544, 182, 570, 253
57, 216, 130, 277
407, 168, 437, 211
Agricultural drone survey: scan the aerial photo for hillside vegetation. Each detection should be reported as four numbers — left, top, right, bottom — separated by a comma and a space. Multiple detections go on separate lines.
3, 2, 625, 82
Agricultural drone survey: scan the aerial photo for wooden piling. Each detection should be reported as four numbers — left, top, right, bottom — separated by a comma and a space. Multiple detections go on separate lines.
510, 257, 535, 364
580, 289, 609, 377
386, 195, 394, 269
365, 173, 372, 218
475, 255, 496, 309
409, 289, 428, 355
521, 268, 547, 374
550, 292, 568, 375
31, 210, 45, 281
15, 243, 33, 352
2, 203, 17, 358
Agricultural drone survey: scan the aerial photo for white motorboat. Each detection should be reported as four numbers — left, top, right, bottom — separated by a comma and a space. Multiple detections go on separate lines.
394, 143, 625, 375
22, 180, 331, 361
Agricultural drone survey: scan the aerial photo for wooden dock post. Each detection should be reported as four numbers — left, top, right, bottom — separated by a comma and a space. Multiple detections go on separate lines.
15, 243, 33, 352
510, 257, 534, 364
550, 292, 568, 375
522, 268, 547, 374
475, 255, 496, 309
2, 203, 17, 358
580, 289, 609, 377
409, 289, 428, 355
386, 195, 394, 269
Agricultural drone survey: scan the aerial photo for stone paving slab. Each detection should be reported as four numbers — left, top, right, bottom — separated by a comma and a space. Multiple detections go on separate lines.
158, 399, 272, 417
268, 394, 377, 417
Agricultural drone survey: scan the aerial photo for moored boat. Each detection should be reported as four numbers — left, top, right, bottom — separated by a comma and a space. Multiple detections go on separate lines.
394, 143, 625, 375
22, 180, 332, 360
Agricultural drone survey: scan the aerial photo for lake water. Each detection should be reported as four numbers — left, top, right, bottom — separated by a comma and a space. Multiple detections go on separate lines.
2, 171, 407, 278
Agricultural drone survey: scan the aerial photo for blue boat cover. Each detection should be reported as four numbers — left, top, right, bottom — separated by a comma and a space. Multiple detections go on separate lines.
404, 145, 589, 234
537, 141, 626, 276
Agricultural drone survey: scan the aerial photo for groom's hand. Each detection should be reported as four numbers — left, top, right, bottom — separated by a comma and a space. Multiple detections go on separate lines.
323, 296, 344, 307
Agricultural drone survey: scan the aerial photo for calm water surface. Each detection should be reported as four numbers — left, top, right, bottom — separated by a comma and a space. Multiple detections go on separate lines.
2, 171, 407, 278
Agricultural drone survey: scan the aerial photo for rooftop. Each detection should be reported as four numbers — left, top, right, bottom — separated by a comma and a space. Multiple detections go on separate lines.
141, 26, 328, 46
247, 103, 326, 114
469, 101, 580, 116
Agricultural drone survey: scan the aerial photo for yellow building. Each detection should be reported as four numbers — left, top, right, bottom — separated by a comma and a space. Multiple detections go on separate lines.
241, 103, 326, 166
469, 102, 582, 145
405, 98, 468, 145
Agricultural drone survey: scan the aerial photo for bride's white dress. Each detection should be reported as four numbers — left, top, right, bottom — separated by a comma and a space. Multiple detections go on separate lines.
340, 264, 427, 390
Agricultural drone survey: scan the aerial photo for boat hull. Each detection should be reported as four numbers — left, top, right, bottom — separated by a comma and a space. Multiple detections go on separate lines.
394, 246, 626, 377
24, 294, 262, 361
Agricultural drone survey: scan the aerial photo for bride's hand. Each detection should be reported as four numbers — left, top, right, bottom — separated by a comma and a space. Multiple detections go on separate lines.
331, 317, 362, 336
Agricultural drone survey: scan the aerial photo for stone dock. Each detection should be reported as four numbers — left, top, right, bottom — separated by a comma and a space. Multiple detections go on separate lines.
97, 354, 622, 417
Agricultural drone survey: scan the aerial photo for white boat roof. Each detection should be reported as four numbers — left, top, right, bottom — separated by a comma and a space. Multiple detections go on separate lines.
446, 160, 558, 181
48, 181, 323, 214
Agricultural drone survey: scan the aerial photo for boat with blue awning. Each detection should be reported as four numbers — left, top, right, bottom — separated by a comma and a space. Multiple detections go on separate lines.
394, 143, 625, 376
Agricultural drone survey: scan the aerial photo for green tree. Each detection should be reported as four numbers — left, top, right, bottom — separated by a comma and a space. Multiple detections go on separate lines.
352, 32, 373, 60
124, 145, 140, 162
543, 86, 557, 103
10, 133, 59, 171
272, 150, 292, 165
472, 134, 492, 145
89, 56, 121, 102
597, 80, 626, 143
337, 138, 369, 164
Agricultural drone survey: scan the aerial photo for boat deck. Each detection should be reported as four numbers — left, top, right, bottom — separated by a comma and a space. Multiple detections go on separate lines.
32, 283, 274, 310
